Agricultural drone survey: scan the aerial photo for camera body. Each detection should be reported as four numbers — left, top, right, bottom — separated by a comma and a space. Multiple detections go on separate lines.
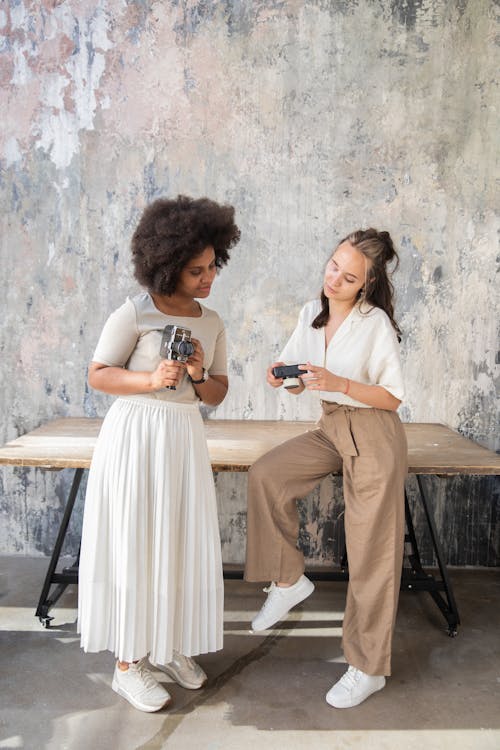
159, 324, 195, 390
272, 364, 306, 389
160, 325, 195, 361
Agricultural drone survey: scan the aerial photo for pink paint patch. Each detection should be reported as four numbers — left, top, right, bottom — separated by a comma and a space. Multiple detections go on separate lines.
31, 34, 76, 75
0, 56, 15, 87
63, 275, 76, 292
63, 80, 76, 114
40, 0, 67, 11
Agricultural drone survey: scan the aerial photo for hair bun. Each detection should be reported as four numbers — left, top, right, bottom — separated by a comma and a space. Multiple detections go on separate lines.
378, 231, 396, 263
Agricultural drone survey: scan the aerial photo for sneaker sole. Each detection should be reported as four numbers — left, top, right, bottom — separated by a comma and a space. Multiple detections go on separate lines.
251, 578, 315, 631
112, 678, 171, 712
154, 663, 207, 690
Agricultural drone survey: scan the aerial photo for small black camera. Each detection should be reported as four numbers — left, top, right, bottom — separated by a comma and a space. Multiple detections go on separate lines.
272, 364, 306, 389
159, 325, 195, 390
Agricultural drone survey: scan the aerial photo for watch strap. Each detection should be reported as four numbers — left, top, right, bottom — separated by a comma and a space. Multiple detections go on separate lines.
190, 369, 208, 384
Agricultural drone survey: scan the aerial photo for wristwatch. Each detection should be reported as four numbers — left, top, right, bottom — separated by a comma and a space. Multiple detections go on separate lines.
189, 369, 209, 385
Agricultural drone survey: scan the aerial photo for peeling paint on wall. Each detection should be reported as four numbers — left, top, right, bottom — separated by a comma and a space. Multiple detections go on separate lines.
1, 1, 498, 565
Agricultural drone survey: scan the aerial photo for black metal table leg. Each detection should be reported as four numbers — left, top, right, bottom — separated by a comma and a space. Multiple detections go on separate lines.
416, 475, 460, 634
35, 468, 84, 627
401, 478, 460, 636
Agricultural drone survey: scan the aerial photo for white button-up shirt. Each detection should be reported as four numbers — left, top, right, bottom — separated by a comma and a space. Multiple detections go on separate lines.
279, 299, 405, 408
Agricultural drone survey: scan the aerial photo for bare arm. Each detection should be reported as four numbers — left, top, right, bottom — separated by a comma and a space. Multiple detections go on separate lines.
183, 337, 228, 407
189, 374, 228, 407
300, 363, 401, 411
88, 360, 186, 395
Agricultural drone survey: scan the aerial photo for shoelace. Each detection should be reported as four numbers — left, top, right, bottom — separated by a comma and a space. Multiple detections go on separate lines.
260, 582, 279, 611
171, 651, 201, 676
339, 666, 362, 689
172, 652, 195, 670
134, 660, 159, 690
171, 651, 186, 667
184, 656, 197, 671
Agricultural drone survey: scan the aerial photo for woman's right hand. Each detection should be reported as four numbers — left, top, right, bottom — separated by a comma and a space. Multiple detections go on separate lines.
267, 361, 285, 388
150, 359, 186, 390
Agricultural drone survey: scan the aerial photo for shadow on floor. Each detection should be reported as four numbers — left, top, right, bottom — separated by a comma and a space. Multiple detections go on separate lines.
1, 557, 499, 750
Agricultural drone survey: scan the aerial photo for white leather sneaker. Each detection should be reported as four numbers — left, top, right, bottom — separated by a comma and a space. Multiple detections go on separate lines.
154, 651, 207, 690
326, 665, 386, 708
251, 575, 315, 631
112, 659, 171, 712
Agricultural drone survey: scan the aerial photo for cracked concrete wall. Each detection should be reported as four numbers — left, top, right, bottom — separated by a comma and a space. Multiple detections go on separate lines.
1, 0, 498, 565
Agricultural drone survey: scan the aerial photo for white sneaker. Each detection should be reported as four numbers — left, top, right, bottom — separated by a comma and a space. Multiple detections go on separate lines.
325, 665, 386, 708
251, 575, 315, 631
154, 651, 207, 690
112, 659, 171, 712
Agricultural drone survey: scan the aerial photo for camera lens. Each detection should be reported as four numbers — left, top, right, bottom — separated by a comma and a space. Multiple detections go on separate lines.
177, 340, 195, 356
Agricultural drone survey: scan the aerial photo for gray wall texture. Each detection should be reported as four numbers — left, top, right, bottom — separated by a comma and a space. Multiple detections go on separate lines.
1, 0, 499, 566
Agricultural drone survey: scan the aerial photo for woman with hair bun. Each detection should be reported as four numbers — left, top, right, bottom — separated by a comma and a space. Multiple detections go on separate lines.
78, 195, 240, 712
245, 228, 407, 709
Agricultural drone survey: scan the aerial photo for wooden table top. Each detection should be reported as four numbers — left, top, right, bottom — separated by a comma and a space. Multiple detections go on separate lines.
0, 418, 498, 475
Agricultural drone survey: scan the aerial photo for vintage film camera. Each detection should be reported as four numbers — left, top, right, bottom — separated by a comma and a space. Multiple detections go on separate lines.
159, 324, 195, 390
272, 364, 306, 390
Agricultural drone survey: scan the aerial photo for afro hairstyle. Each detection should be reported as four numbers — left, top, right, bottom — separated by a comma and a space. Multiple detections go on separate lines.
131, 195, 241, 295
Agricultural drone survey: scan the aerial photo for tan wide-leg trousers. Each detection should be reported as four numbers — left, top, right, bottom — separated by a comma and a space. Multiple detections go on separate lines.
244, 402, 408, 676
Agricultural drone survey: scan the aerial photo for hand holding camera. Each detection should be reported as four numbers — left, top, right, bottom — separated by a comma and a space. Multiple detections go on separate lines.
268, 362, 308, 390
300, 363, 348, 394
158, 324, 196, 391
150, 359, 186, 390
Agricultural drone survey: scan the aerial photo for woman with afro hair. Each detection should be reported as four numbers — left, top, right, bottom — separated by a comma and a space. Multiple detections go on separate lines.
78, 195, 240, 712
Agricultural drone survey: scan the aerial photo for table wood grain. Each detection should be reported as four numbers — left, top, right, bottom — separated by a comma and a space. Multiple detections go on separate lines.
0, 418, 498, 475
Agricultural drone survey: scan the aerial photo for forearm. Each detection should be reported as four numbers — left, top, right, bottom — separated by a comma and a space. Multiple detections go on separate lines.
88, 365, 158, 395
340, 379, 401, 411
302, 362, 401, 411
191, 375, 228, 406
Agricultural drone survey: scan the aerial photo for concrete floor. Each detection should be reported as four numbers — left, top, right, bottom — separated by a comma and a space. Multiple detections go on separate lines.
0, 558, 499, 750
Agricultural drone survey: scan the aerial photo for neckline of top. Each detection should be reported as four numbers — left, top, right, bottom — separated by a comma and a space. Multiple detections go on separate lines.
148, 293, 205, 319
324, 303, 357, 350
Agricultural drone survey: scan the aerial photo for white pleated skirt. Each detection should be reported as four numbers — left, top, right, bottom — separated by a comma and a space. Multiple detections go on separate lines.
78, 396, 224, 664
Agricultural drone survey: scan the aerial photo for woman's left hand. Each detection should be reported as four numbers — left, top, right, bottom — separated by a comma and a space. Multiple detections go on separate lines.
186, 338, 205, 381
300, 362, 347, 393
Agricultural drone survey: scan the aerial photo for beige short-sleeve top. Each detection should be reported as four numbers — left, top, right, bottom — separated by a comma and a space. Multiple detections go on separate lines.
92, 292, 227, 403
